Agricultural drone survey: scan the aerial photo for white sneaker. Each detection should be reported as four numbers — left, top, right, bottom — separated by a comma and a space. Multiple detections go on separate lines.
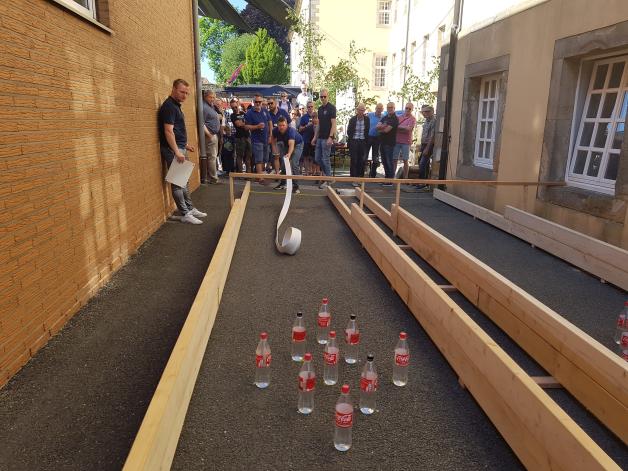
189, 208, 207, 218
181, 213, 203, 225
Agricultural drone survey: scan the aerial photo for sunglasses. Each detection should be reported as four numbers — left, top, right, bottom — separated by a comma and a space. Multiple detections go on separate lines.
320, 95, 328, 98
254, 100, 262, 104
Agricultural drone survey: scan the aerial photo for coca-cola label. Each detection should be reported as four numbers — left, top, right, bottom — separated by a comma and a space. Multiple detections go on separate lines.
298, 375, 316, 392
324, 351, 338, 365
335, 410, 353, 428
345, 330, 360, 345
317, 314, 331, 327
395, 353, 409, 366
292, 329, 306, 342
360, 376, 378, 392
621, 332, 628, 348
255, 354, 271, 368
618, 315, 626, 328
621, 350, 628, 362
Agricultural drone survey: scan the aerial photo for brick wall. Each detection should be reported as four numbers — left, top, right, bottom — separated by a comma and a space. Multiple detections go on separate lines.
0, 0, 200, 386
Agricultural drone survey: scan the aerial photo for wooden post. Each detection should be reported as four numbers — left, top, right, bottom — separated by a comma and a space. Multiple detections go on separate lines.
395, 182, 401, 209
229, 174, 234, 208
360, 182, 365, 209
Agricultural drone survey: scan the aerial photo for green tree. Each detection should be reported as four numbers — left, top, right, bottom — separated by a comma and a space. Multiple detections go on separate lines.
392, 57, 440, 106
241, 29, 289, 84
217, 33, 256, 85
287, 9, 326, 90
199, 17, 237, 75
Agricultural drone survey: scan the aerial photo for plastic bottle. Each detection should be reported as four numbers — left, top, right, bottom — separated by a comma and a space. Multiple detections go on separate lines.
344, 314, 360, 365
317, 297, 331, 344
334, 384, 353, 452
323, 331, 339, 385
298, 352, 316, 414
254, 332, 271, 389
359, 353, 378, 414
393, 332, 410, 386
292, 311, 306, 362
614, 301, 628, 344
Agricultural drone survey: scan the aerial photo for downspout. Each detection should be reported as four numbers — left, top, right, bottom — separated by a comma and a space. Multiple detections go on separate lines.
437, 0, 463, 184
192, 0, 208, 183
402, 0, 411, 105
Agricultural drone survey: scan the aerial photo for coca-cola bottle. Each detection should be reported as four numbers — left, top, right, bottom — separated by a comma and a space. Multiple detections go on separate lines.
344, 314, 360, 364
291, 311, 306, 362
620, 331, 628, 357
317, 297, 331, 344
393, 332, 409, 386
334, 384, 353, 451
254, 332, 271, 389
359, 353, 378, 414
298, 352, 316, 414
614, 301, 628, 344
323, 331, 339, 385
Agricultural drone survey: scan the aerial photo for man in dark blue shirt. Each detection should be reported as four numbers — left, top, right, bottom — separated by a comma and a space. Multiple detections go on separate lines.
158, 79, 206, 225
267, 97, 291, 175
298, 101, 317, 176
376, 102, 400, 184
271, 116, 303, 193
244, 93, 272, 181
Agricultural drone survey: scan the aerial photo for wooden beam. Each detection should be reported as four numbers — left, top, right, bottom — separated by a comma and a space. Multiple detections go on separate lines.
438, 284, 458, 292
229, 174, 235, 208
398, 244, 412, 250
362, 191, 627, 442
123, 183, 251, 471
532, 376, 562, 389
327, 191, 620, 470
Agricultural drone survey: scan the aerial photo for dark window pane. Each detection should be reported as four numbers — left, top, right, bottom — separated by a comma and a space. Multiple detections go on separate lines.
593, 124, 610, 148
604, 153, 619, 180
480, 121, 486, 139
482, 101, 488, 119
601, 92, 617, 118
593, 64, 608, 89
489, 101, 495, 118
586, 151, 602, 177
478, 141, 484, 159
612, 123, 624, 149
487, 121, 493, 139
483, 83, 489, 99
586, 94, 601, 118
609, 62, 625, 88
580, 122, 594, 146
485, 142, 492, 159
573, 150, 587, 174
620, 92, 628, 119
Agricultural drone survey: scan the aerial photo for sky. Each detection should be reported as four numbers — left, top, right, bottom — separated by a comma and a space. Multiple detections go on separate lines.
201, 0, 249, 81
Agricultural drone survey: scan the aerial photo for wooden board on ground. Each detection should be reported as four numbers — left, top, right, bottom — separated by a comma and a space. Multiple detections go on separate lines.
123, 183, 251, 471
327, 188, 620, 470
359, 188, 628, 443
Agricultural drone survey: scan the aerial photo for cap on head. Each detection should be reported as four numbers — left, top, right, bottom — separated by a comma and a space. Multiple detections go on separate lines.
260, 332, 268, 339
304, 352, 312, 361
350, 314, 356, 320
399, 332, 407, 340
341, 384, 350, 394
297, 311, 303, 317
367, 353, 374, 361
322, 297, 328, 304
420, 105, 434, 112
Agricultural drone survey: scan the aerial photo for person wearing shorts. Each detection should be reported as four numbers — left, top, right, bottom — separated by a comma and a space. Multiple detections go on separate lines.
244, 94, 272, 183
393, 102, 416, 179
271, 116, 303, 194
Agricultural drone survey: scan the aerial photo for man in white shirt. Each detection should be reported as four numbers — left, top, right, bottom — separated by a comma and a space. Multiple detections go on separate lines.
296, 83, 311, 109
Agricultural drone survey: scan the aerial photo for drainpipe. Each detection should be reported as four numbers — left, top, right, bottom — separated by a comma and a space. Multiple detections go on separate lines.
402, 0, 411, 105
192, 0, 208, 183
438, 0, 464, 185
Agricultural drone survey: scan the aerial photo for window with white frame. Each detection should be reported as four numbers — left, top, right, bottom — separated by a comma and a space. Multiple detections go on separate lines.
567, 55, 627, 194
374, 56, 387, 88
57, 0, 97, 19
377, 0, 392, 26
474, 75, 500, 168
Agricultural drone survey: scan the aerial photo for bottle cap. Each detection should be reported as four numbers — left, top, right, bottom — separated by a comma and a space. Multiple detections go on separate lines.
399, 332, 407, 340
260, 332, 268, 340
304, 352, 312, 361
341, 384, 350, 394
296, 311, 303, 317
350, 314, 356, 320
329, 331, 336, 338
322, 297, 329, 304
367, 353, 374, 361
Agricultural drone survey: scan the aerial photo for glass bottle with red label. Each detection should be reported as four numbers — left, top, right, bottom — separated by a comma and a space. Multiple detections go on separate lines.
334, 384, 353, 451
255, 332, 271, 389
620, 331, 628, 363
317, 297, 331, 344
359, 353, 378, 414
298, 352, 316, 414
393, 332, 409, 386
614, 301, 628, 344
323, 331, 339, 385
344, 314, 360, 364
291, 311, 306, 362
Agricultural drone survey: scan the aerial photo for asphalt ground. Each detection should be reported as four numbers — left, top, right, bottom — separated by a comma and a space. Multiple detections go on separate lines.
0, 183, 230, 471
172, 184, 525, 470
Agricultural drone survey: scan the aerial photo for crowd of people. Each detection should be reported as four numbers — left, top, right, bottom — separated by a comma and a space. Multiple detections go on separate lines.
158, 79, 436, 224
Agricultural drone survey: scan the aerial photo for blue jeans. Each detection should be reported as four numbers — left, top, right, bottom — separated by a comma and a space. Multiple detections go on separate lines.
277, 141, 303, 186
368, 136, 381, 177
381, 144, 395, 179
160, 146, 194, 215
418, 143, 430, 179
315, 138, 332, 176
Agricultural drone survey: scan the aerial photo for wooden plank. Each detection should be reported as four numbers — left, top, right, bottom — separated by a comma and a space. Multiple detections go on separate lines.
438, 284, 458, 292
355, 187, 392, 228
124, 182, 251, 471
433, 188, 510, 231
532, 376, 562, 389
504, 205, 628, 290
343, 201, 619, 470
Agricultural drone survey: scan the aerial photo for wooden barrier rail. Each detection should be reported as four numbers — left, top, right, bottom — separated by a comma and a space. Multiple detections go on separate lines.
123, 182, 251, 471
327, 188, 619, 470
356, 187, 628, 444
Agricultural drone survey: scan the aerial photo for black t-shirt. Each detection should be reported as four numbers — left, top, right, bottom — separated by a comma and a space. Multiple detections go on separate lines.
158, 96, 187, 147
317, 102, 337, 139
231, 110, 249, 138
379, 114, 399, 146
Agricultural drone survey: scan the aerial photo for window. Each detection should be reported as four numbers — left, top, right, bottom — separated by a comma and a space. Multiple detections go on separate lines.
474, 75, 501, 168
377, 0, 392, 26
567, 55, 627, 194
374, 56, 387, 88
57, 0, 97, 19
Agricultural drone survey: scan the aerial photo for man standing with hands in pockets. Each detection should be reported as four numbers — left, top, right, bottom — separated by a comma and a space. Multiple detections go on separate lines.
158, 79, 206, 225
312, 88, 336, 189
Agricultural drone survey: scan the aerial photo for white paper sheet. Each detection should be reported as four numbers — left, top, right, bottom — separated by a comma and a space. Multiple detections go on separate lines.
165, 160, 195, 187
275, 156, 301, 255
